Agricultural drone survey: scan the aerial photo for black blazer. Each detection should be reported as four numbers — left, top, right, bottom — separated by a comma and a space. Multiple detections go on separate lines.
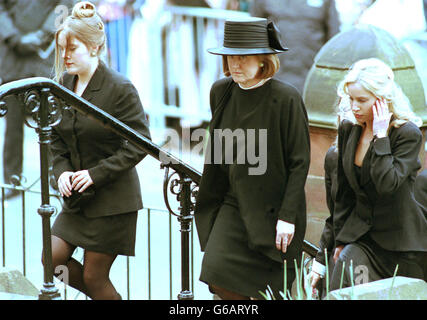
50, 62, 151, 218
195, 77, 311, 264
334, 120, 427, 252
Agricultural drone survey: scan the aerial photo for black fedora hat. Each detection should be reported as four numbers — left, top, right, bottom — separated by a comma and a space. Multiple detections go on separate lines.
208, 17, 288, 55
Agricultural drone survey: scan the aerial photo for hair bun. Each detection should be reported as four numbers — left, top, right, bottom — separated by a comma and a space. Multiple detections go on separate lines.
72, 1, 97, 19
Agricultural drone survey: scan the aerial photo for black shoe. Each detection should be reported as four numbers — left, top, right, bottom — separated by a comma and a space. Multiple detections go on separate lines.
1, 189, 20, 201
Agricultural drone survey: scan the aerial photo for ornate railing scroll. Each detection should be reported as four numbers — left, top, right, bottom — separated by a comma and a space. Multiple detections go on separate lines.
0, 77, 319, 300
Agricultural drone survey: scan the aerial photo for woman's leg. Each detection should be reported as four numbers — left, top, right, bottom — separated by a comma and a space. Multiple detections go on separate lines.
43, 235, 89, 295
83, 250, 121, 300
329, 243, 379, 291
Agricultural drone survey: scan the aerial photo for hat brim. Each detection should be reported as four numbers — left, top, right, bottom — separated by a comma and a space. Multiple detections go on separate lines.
207, 46, 288, 55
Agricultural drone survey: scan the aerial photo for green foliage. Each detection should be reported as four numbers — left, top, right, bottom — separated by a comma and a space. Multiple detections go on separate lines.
259, 250, 401, 300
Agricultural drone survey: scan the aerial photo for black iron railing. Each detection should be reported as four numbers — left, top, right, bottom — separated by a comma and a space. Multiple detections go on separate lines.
0, 77, 319, 300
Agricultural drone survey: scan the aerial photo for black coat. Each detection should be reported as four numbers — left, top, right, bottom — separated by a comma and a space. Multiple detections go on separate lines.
50, 62, 151, 218
195, 77, 311, 264
334, 120, 427, 252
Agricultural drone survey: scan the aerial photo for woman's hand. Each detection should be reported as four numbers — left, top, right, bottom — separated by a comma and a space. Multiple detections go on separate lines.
309, 271, 322, 297
333, 245, 345, 264
372, 98, 392, 138
275, 220, 295, 253
71, 170, 94, 193
58, 171, 73, 197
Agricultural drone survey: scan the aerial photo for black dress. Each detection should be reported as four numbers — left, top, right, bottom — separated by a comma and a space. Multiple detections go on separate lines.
199, 82, 296, 299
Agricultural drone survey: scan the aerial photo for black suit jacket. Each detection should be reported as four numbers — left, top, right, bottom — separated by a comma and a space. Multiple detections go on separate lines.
50, 62, 151, 218
334, 120, 427, 252
195, 77, 311, 264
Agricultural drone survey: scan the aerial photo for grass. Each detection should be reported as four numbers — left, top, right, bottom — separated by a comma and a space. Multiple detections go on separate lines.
387, 265, 399, 300
259, 251, 401, 300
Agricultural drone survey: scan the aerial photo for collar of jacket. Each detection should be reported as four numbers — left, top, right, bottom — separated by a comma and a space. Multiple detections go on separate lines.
62, 61, 106, 102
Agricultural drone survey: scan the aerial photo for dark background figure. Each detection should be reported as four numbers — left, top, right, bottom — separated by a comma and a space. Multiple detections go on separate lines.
250, 0, 341, 94
0, 0, 73, 199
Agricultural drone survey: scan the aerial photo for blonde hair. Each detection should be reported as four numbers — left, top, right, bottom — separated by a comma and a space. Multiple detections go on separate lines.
337, 58, 422, 128
54, 1, 106, 83
222, 54, 280, 79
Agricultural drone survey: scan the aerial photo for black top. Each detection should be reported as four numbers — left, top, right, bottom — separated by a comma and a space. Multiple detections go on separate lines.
354, 163, 361, 184
219, 83, 271, 208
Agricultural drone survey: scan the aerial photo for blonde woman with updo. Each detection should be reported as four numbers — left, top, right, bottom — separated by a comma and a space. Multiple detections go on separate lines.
311, 58, 427, 292
45, 1, 151, 300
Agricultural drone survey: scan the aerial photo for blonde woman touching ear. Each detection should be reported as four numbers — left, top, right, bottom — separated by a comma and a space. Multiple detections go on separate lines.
328, 58, 427, 290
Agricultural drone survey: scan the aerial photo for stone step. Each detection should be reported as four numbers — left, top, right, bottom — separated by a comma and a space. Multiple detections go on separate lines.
326, 276, 427, 300
0, 267, 39, 298
0, 292, 37, 300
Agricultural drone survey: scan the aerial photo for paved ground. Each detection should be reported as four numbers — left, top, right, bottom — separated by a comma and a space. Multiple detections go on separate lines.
0, 115, 212, 300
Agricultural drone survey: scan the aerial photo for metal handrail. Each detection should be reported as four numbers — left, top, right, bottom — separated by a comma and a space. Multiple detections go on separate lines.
0, 77, 201, 182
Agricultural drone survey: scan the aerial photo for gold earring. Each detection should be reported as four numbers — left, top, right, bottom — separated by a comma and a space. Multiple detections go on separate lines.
259, 62, 264, 68
91, 51, 97, 57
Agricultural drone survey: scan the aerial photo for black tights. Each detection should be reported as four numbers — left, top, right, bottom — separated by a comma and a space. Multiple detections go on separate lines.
42, 235, 121, 300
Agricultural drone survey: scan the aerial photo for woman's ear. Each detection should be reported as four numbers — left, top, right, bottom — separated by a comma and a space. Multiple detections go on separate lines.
90, 46, 99, 57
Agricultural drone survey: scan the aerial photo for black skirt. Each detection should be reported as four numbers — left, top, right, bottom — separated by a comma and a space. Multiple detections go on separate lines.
51, 210, 138, 256
199, 201, 295, 299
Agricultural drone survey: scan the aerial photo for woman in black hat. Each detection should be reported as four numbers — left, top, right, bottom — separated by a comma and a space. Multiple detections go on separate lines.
195, 18, 311, 299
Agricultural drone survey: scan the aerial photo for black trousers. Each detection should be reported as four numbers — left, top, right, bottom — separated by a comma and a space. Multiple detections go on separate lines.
3, 94, 24, 183
329, 235, 426, 292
